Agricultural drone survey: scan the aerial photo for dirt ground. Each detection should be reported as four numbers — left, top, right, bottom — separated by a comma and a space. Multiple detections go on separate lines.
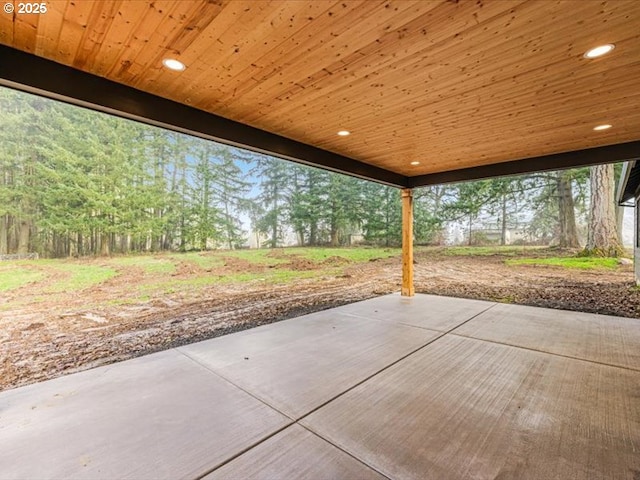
1, 248, 639, 391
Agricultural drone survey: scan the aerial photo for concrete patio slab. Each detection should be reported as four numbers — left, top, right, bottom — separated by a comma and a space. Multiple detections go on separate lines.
454, 302, 640, 370
301, 335, 640, 480
0, 349, 290, 480
205, 424, 386, 480
2, 294, 639, 480
180, 310, 438, 418
335, 293, 495, 332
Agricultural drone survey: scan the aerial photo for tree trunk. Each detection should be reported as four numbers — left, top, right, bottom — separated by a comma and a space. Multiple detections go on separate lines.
384, 189, 392, 248
500, 194, 507, 246
585, 164, 624, 256
77, 232, 84, 256
0, 215, 8, 254
180, 161, 187, 252
271, 191, 278, 248
17, 220, 30, 254
100, 232, 110, 256
330, 205, 339, 246
152, 208, 162, 252
433, 186, 445, 245
90, 229, 96, 255
330, 224, 339, 247
201, 172, 210, 251
224, 198, 233, 250
180, 214, 186, 252
271, 214, 277, 248
556, 171, 580, 248
200, 230, 207, 251
309, 223, 317, 246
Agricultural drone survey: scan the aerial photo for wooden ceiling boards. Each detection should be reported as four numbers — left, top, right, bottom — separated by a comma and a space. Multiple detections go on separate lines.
1, 0, 639, 186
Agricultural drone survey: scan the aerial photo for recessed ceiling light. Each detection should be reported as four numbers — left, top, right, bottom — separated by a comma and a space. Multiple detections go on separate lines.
410, 161, 420, 165
162, 58, 186, 71
593, 124, 612, 131
583, 44, 615, 59
337, 130, 350, 136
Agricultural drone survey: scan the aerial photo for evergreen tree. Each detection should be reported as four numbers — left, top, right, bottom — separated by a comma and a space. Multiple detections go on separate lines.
2, 85, 622, 257
209, 146, 251, 249
253, 157, 291, 247
361, 183, 401, 247
584, 164, 624, 257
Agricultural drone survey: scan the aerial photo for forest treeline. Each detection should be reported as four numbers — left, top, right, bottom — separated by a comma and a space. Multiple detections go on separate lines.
0, 88, 624, 258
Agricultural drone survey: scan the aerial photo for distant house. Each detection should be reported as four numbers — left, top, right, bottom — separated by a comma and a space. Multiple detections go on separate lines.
464, 227, 533, 245
618, 161, 640, 284
247, 230, 269, 249
247, 229, 298, 249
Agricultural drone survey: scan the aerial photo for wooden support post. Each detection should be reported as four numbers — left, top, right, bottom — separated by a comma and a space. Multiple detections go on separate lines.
401, 188, 414, 297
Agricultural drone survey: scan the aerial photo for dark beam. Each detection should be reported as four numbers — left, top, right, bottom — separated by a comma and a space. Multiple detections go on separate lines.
0, 45, 407, 188
408, 141, 640, 188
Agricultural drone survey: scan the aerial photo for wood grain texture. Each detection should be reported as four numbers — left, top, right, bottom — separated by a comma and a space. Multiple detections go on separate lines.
302, 335, 640, 480
179, 309, 438, 418
453, 302, 640, 371
401, 188, 414, 296
0, 349, 289, 480
336, 293, 495, 332
1, 0, 639, 177
205, 424, 386, 480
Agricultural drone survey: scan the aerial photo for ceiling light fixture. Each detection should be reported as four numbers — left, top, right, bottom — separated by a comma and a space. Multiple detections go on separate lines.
593, 124, 612, 131
337, 130, 350, 136
162, 58, 186, 71
583, 44, 615, 59
410, 161, 420, 165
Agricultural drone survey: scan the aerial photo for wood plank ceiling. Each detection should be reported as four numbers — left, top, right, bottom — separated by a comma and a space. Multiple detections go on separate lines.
1, 0, 639, 179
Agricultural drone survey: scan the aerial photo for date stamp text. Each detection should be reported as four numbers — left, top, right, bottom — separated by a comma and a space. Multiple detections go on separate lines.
4, 3, 48, 14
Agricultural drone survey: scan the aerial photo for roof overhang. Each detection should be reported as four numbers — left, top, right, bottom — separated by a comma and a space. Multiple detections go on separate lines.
1, 1, 639, 188
0, 45, 407, 188
3, 44, 639, 190
411, 141, 640, 187
618, 160, 640, 205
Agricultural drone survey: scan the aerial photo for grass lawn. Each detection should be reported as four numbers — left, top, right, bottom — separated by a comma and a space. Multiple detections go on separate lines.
0, 246, 628, 300
46, 264, 119, 292
506, 256, 620, 270
107, 256, 177, 274
0, 267, 44, 292
293, 247, 400, 262
223, 249, 287, 265
440, 245, 545, 256
168, 252, 224, 269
